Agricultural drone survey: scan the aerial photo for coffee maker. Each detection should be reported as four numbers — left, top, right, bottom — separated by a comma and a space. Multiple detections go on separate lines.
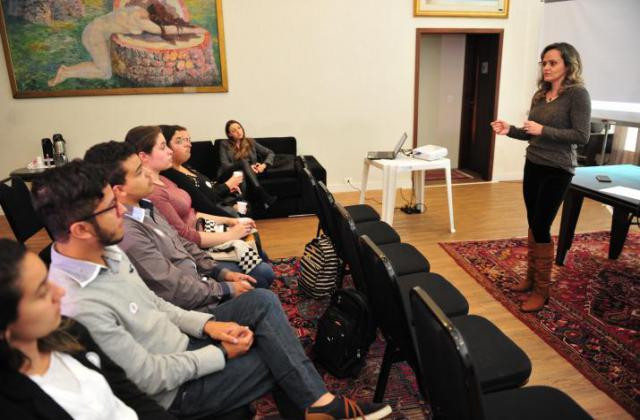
52, 133, 68, 166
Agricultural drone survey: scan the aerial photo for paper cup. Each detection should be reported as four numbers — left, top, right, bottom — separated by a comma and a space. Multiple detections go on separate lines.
233, 170, 244, 180
236, 201, 248, 215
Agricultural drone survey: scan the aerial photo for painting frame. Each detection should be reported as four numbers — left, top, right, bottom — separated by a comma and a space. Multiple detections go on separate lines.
0, 0, 228, 98
414, 0, 509, 18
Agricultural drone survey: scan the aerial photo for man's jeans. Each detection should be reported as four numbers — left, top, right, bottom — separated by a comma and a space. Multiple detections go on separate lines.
218, 261, 275, 289
169, 289, 326, 417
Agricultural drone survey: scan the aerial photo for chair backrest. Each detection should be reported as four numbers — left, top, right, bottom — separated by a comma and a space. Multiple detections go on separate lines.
409, 286, 485, 420
315, 181, 344, 256
0, 177, 47, 243
359, 235, 419, 368
332, 201, 369, 292
299, 166, 324, 226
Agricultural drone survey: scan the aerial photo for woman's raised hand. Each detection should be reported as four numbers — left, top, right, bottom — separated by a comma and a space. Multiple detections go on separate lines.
490, 120, 510, 135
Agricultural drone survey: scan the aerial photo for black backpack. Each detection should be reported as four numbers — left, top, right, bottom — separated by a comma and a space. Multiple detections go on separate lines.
313, 288, 376, 378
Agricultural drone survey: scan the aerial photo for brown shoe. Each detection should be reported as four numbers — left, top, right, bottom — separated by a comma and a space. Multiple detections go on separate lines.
511, 229, 535, 292
305, 396, 392, 419
521, 241, 554, 312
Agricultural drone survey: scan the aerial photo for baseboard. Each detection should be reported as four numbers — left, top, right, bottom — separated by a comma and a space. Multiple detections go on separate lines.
328, 179, 413, 193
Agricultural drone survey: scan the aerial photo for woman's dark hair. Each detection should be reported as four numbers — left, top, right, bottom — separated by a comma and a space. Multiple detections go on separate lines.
125, 125, 163, 155
533, 42, 584, 104
0, 240, 82, 371
160, 125, 188, 147
84, 141, 137, 187
128, 0, 195, 44
0, 239, 27, 370
31, 160, 108, 242
224, 120, 254, 161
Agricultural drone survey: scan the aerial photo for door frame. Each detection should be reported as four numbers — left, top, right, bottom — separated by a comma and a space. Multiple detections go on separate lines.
412, 28, 503, 180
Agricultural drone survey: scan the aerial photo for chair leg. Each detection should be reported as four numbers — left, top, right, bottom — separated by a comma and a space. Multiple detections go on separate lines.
374, 343, 396, 403
316, 220, 322, 237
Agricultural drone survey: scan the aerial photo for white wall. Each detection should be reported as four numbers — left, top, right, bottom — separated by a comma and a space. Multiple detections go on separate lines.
0, 0, 543, 190
416, 34, 465, 168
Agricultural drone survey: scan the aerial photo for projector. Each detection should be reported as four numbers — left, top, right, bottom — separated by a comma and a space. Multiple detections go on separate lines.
412, 145, 448, 161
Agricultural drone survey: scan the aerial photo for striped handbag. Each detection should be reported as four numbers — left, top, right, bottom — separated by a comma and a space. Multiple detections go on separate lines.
299, 235, 341, 299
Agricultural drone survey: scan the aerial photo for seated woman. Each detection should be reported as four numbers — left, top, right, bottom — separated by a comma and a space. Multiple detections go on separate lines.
219, 120, 277, 210
0, 239, 174, 420
125, 125, 274, 287
160, 124, 243, 218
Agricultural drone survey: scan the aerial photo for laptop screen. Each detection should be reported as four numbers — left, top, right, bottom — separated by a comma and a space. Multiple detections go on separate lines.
392, 132, 408, 156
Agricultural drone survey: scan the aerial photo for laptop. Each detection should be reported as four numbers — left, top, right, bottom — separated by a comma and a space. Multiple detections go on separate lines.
367, 132, 408, 160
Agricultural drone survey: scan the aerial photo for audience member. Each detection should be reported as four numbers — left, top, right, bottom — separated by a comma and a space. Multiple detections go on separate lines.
31, 161, 391, 419
0, 239, 174, 420
84, 141, 273, 309
161, 124, 243, 218
124, 125, 252, 249
220, 120, 277, 210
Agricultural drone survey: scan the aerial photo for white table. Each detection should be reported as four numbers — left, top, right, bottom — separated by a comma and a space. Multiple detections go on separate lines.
359, 155, 455, 232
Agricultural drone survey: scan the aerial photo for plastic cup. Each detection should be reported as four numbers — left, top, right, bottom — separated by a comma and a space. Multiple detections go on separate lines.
236, 201, 248, 215
233, 170, 243, 180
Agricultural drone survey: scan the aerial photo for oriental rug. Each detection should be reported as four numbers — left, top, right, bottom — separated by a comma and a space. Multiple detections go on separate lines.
255, 258, 430, 419
440, 231, 640, 417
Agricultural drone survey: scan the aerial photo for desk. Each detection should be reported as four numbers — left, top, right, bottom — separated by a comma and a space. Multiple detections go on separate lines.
556, 164, 640, 265
359, 155, 455, 232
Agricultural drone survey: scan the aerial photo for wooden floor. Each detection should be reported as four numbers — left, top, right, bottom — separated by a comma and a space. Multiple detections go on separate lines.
1, 181, 635, 419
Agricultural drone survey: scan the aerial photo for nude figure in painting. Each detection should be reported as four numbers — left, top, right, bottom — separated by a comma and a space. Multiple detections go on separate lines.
48, 0, 205, 87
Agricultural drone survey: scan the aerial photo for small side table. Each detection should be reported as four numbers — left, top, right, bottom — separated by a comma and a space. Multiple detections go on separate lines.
9, 167, 49, 182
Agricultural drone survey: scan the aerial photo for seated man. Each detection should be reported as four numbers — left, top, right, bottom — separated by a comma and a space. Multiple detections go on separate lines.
84, 141, 270, 312
32, 161, 391, 420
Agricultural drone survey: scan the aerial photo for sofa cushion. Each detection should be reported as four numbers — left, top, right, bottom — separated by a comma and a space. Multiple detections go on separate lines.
262, 155, 296, 179
261, 177, 300, 199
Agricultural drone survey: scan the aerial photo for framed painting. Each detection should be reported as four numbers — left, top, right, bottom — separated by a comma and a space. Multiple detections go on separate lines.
0, 0, 228, 98
414, 0, 509, 18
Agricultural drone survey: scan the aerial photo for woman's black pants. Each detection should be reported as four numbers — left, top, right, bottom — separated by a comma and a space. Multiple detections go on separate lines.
522, 159, 574, 243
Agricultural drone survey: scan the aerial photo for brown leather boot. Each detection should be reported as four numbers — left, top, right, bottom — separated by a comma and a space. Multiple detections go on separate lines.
521, 241, 554, 312
511, 229, 535, 292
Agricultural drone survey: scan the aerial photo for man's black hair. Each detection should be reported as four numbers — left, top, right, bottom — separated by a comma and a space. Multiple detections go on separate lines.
84, 141, 136, 187
31, 160, 108, 242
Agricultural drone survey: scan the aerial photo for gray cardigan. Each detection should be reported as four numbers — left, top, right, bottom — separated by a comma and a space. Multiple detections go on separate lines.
49, 245, 225, 409
218, 139, 275, 177
508, 85, 591, 173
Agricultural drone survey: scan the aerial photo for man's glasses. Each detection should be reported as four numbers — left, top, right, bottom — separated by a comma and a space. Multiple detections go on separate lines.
74, 202, 119, 223
174, 137, 192, 145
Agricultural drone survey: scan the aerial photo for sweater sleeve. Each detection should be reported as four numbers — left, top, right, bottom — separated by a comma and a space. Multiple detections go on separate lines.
254, 142, 275, 166
540, 87, 591, 145
150, 186, 202, 246
73, 307, 224, 397
120, 222, 227, 310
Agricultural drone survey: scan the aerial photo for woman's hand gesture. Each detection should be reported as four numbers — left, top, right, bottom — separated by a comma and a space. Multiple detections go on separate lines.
490, 120, 510, 135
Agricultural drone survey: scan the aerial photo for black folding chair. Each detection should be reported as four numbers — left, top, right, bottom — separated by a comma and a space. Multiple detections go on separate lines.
0, 176, 52, 265
409, 286, 592, 420
359, 235, 469, 402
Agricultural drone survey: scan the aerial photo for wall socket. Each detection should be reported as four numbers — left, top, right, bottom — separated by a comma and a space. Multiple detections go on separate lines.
344, 177, 353, 185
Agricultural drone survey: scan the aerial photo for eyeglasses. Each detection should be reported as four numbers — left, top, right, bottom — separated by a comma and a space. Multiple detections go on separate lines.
74, 202, 119, 223
173, 137, 192, 145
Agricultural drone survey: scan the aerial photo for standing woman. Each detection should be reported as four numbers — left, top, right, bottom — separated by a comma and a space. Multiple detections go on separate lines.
219, 120, 277, 210
491, 42, 591, 312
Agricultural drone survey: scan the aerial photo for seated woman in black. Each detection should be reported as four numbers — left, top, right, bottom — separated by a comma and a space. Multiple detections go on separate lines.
0, 239, 174, 420
219, 120, 277, 210
161, 124, 243, 218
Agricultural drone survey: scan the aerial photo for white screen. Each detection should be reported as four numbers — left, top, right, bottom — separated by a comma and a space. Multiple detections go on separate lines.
540, 0, 640, 105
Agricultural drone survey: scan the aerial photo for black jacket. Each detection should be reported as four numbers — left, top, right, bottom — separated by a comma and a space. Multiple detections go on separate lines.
0, 318, 175, 420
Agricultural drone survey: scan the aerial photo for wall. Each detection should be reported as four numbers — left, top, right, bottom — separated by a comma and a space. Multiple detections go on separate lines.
416, 34, 465, 168
0, 0, 543, 191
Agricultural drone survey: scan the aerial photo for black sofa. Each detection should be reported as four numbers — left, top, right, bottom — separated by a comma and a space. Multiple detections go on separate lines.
186, 137, 326, 219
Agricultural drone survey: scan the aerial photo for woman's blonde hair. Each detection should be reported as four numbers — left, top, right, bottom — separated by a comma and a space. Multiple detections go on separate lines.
533, 42, 584, 104
225, 120, 254, 161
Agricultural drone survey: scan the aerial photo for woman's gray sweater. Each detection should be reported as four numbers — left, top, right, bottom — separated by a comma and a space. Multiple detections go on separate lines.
507, 85, 591, 174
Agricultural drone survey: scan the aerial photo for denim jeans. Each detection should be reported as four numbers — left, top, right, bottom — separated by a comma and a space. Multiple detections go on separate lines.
217, 261, 275, 289
169, 289, 326, 418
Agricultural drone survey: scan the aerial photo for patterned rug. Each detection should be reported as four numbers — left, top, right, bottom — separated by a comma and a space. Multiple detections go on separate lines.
255, 258, 431, 419
440, 231, 640, 417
